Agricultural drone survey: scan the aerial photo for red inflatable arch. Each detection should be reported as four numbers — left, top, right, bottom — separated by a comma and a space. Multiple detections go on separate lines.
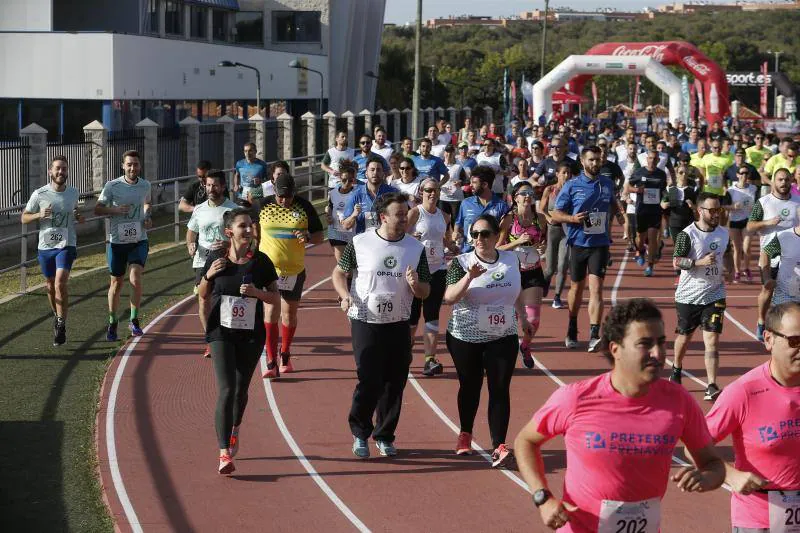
568, 41, 730, 125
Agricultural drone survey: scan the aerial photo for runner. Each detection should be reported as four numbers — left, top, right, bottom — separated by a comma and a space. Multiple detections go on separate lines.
747, 168, 800, 341
627, 150, 668, 277
514, 298, 725, 532
551, 146, 623, 352
186, 171, 238, 357
619, 141, 641, 250
670, 192, 734, 400
233, 142, 268, 200
701, 301, 800, 533
763, 223, 800, 305
178, 160, 212, 213
354, 134, 389, 183
321, 130, 355, 189
763, 141, 799, 182
444, 214, 532, 467
698, 139, 733, 198
21, 155, 85, 346
332, 191, 431, 458
725, 166, 758, 283
661, 165, 698, 285
498, 182, 547, 369
452, 166, 510, 252
258, 160, 290, 200
412, 137, 449, 181
198, 207, 279, 474
539, 162, 572, 310
407, 178, 455, 376
325, 161, 357, 264
475, 138, 509, 197
532, 136, 580, 189
342, 156, 398, 234
94, 150, 152, 341
440, 144, 467, 223
393, 156, 423, 207
371, 127, 394, 162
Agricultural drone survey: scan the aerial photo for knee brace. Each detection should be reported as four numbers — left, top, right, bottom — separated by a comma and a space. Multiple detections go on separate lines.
525, 305, 541, 331
424, 320, 439, 333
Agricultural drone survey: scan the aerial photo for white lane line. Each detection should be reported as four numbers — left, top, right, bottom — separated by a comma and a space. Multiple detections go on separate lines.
724, 308, 760, 341
106, 294, 195, 533
610, 250, 630, 306
164, 313, 199, 317
261, 275, 371, 532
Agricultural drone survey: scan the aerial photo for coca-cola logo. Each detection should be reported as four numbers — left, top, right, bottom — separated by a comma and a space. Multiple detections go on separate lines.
612, 44, 667, 62
683, 56, 711, 76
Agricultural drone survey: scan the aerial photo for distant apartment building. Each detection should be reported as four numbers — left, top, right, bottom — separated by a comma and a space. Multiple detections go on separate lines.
657, 0, 799, 13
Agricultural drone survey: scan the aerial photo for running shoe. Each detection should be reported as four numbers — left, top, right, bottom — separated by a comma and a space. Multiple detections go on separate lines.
587, 337, 602, 353
636, 254, 646, 266
106, 322, 118, 342
644, 265, 654, 277
669, 367, 682, 384
551, 296, 565, 309
218, 453, 235, 475
262, 360, 280, 379
745, 269, 752, 283
129, 319, 143, 337
279, 353, 294, 374
733, 272, 741, 284
704, 383, 722, 401
422, 358, 444, 376
455, 432, 472, 455
662, 227, 670, 239
520, 343, 534, 369
352, 436, 370, 458
203, 345, 211, 358
756, 322, 765, 342
626, 243, 636, 252
564, 336, 578, 349
376, 440, 398, 457
229, 429, 239, 457
491, 444, 513, 468
53, 317, 66, 346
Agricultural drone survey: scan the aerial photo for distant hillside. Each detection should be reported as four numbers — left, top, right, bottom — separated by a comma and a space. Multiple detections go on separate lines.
377, 10, 800, 111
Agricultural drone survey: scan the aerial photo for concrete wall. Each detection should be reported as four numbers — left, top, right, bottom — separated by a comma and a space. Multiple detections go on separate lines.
259, 0, 329, 56
52, 0, 140, 33
0, 0, 53, 31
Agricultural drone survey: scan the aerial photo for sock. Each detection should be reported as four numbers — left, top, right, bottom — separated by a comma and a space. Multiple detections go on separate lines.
280, 323, 296, 356
425, 354, 436, 362
590, 324, 600, 339
109, 312, 117, 325
130, 306, 139, 321
265, 322, 279, 362
568, 316, 578, 337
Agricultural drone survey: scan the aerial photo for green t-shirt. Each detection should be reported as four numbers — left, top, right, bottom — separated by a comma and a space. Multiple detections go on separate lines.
97, 176, 152, 244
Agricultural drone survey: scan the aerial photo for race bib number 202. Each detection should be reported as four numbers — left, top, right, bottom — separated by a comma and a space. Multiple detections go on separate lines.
597, 498, 661, 533
770, 490, 800, 533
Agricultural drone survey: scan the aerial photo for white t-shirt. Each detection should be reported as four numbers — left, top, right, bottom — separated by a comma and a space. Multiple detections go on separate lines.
411, 206, 447, 272
327, 186, 356, 243
394, 178, 423, 208
25, 184, 80, 250
440, 162, 465, 202
726, 183, 757, 222
186, 199, 238, 268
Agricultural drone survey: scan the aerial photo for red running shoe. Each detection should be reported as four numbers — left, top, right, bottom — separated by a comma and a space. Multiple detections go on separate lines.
491, 444, 513, 468
203, 345, 211, 358
262, 360, 280, 379
279, 353, 294, 374
455, 432, 472, 455
218, 453, 235, 475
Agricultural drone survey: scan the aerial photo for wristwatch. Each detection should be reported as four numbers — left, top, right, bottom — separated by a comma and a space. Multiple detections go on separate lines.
533, 489, 552, 507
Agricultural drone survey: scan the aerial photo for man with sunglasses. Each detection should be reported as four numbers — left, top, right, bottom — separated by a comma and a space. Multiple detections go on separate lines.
725, 149, 760, 191
532, 136, 580, 190
701, 301, 800, 533
354, 134, 389, 183
455, 141, 477, 175
453, 166, 510, 253
745, 131, 772, 184
698, 139, 733, 198
670, 193, 734, 400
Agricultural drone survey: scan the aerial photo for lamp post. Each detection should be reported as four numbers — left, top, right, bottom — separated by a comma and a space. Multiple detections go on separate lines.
767, 49, 783, 117
218, 60, 261, 117
289, 59, 325, 115
540, 0, 549, 79
412, 0, 422, 140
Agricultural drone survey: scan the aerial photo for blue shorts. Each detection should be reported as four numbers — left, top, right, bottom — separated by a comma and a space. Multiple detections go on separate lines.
37, 246, 77, 278
107, 240, 149, 277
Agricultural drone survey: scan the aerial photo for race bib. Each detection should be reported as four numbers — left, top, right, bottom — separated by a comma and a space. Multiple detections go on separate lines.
584, 211, 608, 235
707, 174, 723, 189
364, 210, 378, 229
219, 295, 256, 330
477, 305, 514, 336
422, 239, 444, 271
192, 245, 211, 269
42, 227, 67, 249
769, 490, 800, 533
516, 245, 540, 269
643, 188, 660, 205
367, 293, 403, 323
336, 213, 353, 233
118, 221, 141, 244
277, 274, 298, 291
597, 498, 661, 533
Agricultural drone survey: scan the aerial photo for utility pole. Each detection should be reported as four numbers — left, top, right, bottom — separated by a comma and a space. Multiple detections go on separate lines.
767, 49, 783, 117
412, 0, 422, 140
539, 0, 549, 79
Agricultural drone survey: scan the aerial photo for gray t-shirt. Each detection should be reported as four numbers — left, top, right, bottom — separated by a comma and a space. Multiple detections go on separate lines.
25, 184, 80, 250
97, 177, 152, 244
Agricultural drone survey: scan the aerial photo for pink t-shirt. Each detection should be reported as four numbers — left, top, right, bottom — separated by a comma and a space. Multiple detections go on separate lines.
533, 372, 712, 533
706, 361, 800, 528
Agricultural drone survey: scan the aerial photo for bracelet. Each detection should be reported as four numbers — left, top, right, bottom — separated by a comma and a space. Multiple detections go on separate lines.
202, 273, 211, 282
677, 257, 695, 270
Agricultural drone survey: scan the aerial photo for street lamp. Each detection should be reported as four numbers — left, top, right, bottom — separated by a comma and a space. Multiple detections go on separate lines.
289, 59, 325, 115
218, 60, 261, 117
767, 49, 783, 117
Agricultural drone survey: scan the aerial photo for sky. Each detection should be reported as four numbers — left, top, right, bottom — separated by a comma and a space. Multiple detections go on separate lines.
383, 0, 783, 24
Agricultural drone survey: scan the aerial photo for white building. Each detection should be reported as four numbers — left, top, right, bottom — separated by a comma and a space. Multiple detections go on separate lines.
0, 0, 385, 138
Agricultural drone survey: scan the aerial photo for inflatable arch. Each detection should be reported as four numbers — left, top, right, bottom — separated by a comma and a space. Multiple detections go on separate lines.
533, 56, 683, 124
569, 41, 730, 125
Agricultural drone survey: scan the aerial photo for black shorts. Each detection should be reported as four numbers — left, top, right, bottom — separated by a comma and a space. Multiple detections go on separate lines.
521, 267, 547, 290
729, 218, 748, 230
635, 212, 662, 232
278, 269, 307, 301
194, 267, 204, 286
410, 269, 447, 325
570, 245, 609, 282
329, 239, 349, 247
675, 298, 726, 335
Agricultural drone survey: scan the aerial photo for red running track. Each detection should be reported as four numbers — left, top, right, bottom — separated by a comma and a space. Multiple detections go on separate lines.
97, 239, 766, 532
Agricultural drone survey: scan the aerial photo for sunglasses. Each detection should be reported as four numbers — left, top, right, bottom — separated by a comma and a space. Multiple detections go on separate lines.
470, 229, 495, 240
359, 141, 369, 145
422, 188, 438, 193
699, 206, 723, 214
768, 329, 800, 348
399, 166, 413, 170
738, 171, 749, 176
516, 190, 535, 197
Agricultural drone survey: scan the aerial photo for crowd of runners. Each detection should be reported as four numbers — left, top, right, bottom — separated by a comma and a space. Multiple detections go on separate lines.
21, 114, 800, 532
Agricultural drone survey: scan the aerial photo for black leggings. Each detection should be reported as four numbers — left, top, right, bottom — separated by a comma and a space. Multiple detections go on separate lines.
410, 269, 447, 325
210, 337, 263, 449
446, 332, 518, 449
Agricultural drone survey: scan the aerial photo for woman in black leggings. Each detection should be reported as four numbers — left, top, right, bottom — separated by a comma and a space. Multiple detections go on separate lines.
199, 207, 279, 474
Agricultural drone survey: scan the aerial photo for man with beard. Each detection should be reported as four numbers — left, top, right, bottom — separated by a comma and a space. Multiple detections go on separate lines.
452, 166, 510, 253
532, 136, 580, 188
627, 151, 668, 277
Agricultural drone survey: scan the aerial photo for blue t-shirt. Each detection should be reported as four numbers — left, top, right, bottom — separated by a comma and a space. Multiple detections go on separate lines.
681, 141, 698, 154
554, 173, 616, 248
411, 155, 448, 180
234, 158, 268, 197
354, 152, 390, 182
459, 157, 477, 172
454, 195, 510, 252
342, 182, 398, 234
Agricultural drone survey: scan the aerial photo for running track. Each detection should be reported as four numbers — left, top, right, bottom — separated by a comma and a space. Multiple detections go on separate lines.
97, 238, 766, 532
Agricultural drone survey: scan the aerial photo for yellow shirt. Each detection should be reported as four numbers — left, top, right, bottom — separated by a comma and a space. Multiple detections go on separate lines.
256, 197, 322, 276
764, 153, 800, 179
698, 153, 732, 194
745, 145, 772, 170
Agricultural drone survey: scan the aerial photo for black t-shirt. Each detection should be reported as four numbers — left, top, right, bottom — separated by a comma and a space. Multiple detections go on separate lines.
629, 167, 668, 216
202, 250, 278, 343
665, 185, 698, 228
534, 156, 581, 183
599, 161, 624, 192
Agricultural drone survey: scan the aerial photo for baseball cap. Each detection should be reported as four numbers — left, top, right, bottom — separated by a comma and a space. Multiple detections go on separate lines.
457, 141, 469, 149
274, 175, 296, 196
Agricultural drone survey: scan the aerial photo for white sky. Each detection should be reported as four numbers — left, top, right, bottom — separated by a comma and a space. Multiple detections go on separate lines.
383, 0, 785, 24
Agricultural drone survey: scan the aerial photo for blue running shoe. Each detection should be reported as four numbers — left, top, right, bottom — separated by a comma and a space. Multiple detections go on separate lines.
756, 322, 765, 342
644, 266, 654, 277
129, 319, 144, 337
352, 436, 369, 458
636, 255, 646, 266
106, 322, 118, 342
376, 440, 398, 457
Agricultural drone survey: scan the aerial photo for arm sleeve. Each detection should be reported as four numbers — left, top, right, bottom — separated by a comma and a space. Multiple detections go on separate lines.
337, 243, 357, 273
673, 231, 692, 258
532, 386, 576, 438
416, 250, 431, 283
764, 235, 781, 260
749, 199, 764, 222
445, 258, 467, 285
679, 389, 713, 451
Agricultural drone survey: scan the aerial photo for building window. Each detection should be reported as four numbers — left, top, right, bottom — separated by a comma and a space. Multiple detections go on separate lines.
212, 9, 228, 41
233, 11, 263, 45
145, 0, 159, 33
273, 11, 321, 43
190, 6, 207, 39
164, 0, 182, 36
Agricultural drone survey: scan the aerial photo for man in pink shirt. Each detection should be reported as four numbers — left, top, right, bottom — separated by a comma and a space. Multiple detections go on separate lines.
515, 298, 725, 532
703, 301, 800, 533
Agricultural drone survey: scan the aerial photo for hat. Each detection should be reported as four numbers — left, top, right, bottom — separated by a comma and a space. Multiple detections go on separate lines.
274, 175, 296, 196
735, 148, 746, 156
457, 141, 469, 149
